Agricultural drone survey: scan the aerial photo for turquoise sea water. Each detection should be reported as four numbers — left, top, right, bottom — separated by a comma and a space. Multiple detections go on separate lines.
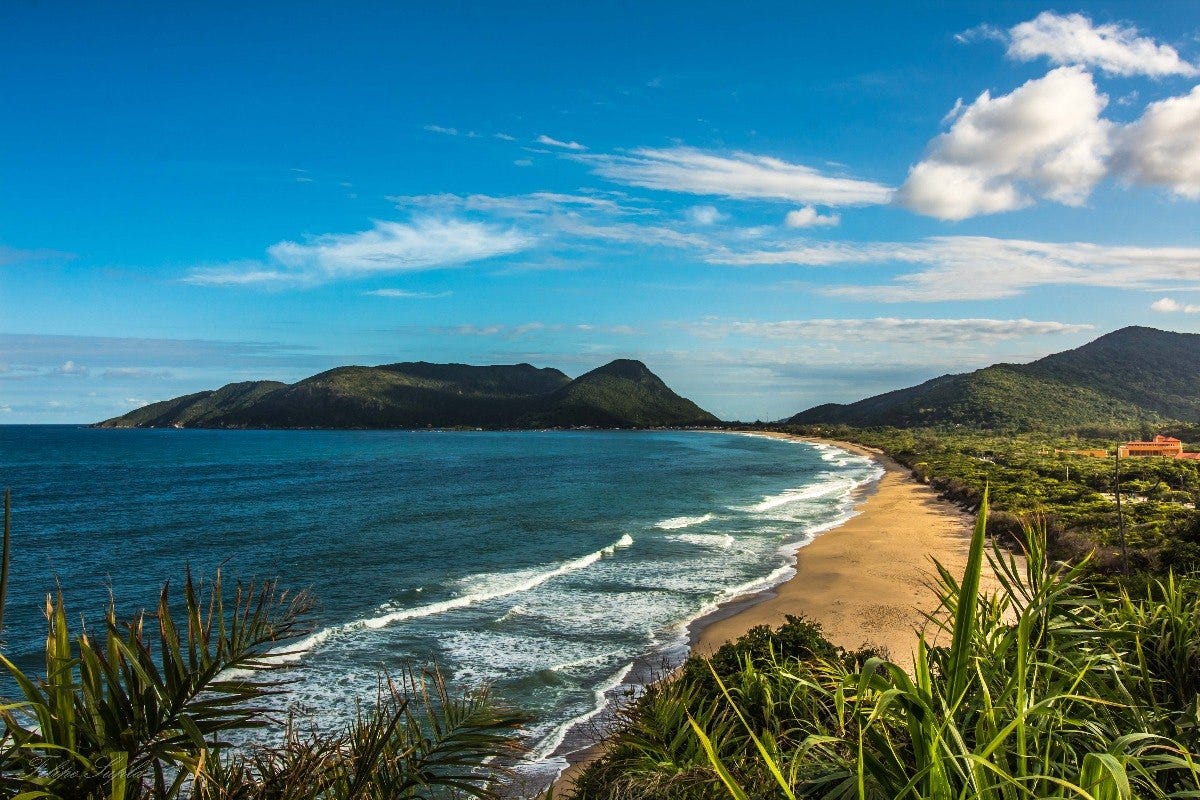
0, 426, 882, 781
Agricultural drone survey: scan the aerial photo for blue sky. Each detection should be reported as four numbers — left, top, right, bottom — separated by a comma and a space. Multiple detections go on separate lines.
2, 1, 1199, 422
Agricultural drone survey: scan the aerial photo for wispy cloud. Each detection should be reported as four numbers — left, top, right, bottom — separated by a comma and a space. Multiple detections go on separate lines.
424, 124, 459, 136
364, 289, 453, 299
1004, 12, 1198, 77
711, 235, 1200, 302
185, 218, 534, 287
584, 147, 894, 206
441, 322, 640, 338
101, 367, 174, 379
677, 317, 1092, 344
537, 134, 587, 150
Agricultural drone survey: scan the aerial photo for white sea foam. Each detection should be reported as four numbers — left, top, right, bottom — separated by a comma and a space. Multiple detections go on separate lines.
669, 532, 735, 549
654, 513, 715, 530
270, 534, 633, 660
530, 661, 636, 762
742, 474, 858, 513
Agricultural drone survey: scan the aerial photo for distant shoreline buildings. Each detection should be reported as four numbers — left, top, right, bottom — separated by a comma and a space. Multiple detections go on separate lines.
1058, 436, 1200, 460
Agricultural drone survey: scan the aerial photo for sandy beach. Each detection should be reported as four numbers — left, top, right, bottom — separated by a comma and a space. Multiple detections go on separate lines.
555, 432, 986, 793
691, 432, 987, 663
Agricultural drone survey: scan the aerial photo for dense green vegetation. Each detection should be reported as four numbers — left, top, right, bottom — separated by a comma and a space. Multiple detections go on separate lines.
770, 423, 1200, 572
572, 497, 1200, 799
791, 327, 1200, 431
96, 359, 719, 430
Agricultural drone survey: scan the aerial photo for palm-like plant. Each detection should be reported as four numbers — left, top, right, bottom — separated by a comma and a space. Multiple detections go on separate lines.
0, 490, 526, 799
691, 489, 1200, 799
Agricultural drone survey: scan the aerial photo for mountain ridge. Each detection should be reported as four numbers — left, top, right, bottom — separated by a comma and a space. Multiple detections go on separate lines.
95, 359, 719, 430
789, 326, 1200, 430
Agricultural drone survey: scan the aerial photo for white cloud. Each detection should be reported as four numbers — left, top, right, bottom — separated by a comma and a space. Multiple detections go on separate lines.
185, 218, 534, 286
494, 132, 516, 141
1115, 85, 1200, 199
537, 134, 587, 151
784, 206, 840, 228
57, 360, 89, 376
687, 205, 727, 225
1006, 12, 1197, 78
424, 124, 459, 136
680, 317, 1091, 344
394, 191, 638, 218
897, 67, 1112, 220
711, 235, 1200, 302
585, 147, 894, 206
1150, 297, 1200, 313
364, 289, 453, 299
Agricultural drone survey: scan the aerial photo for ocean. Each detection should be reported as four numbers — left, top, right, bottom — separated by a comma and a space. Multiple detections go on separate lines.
0, 426, 882, 782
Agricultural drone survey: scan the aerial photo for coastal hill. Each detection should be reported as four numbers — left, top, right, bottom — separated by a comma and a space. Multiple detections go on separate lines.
94, 358, 720, 429
789, 326, 1200, 430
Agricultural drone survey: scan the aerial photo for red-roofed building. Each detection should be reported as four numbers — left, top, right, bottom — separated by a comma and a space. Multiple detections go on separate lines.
1119, 435, 1184, 458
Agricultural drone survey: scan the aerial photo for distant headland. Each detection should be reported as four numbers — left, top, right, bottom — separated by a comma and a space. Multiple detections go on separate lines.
94, 358, 720, 430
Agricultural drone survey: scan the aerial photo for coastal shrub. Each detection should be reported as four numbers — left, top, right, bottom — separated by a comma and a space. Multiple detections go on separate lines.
571, 617, 874, 800
684, 491, 1200, 799
0, 490, 524, 799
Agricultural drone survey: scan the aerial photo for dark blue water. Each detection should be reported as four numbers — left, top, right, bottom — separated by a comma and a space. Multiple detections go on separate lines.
0, 426, 881, 778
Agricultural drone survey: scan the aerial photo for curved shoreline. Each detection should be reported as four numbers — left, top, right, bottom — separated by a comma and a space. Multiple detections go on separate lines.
691, 432, 979, 663
552, 431, 980, 793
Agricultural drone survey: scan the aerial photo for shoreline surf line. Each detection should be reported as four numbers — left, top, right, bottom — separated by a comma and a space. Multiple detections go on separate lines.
546, 431, 887, 792
551, 430, 986, 796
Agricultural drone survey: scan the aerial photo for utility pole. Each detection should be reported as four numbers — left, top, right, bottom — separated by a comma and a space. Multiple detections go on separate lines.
1114, 447, 1129, 573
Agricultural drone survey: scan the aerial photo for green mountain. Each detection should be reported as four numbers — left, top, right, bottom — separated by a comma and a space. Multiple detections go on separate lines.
789, 326, 1200, 430
95, 359, 719, 429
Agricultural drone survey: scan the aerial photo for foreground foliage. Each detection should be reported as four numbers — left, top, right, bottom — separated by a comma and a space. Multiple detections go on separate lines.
0, 490, 524, 799
573, 491, 1200, 799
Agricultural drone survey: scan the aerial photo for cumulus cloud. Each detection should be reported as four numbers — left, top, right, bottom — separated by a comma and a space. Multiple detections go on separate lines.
1150, 297, 1200, 313
711, 235, 1200, 302
585, 147, 894, 206
784, 206, 840, 228
897, 67, 1112, 220
1115, 85, 1200, 199
1006, 12, 1197, 78
56, 360, 89, 376
680, 317, 1091, 344
537, 134, 587, 150
185, 218, 534, 286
